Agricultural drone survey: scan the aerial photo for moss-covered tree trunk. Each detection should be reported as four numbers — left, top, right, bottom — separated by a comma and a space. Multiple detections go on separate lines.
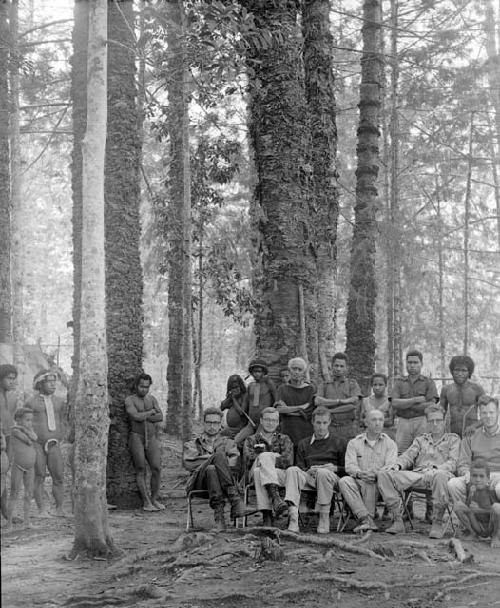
0, 1, 11, 343
70, 0, 88, 412
165, 0, 192, 438
72, 0, 116, 559
345, 0, 382, 392
242, 0, 318, 380
105, 0, 143, 508
302, 0, 339, 383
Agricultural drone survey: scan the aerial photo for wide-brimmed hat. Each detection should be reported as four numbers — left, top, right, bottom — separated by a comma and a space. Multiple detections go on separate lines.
248, 358, 268, 375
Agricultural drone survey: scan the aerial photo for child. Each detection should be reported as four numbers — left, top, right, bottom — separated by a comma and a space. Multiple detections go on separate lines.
454, 458, 500, 548
7, 408, 38, 528
220, 375, 250, 441
235, 359, 277, 445
361, 373, 395, 439
277, 368, 291, 388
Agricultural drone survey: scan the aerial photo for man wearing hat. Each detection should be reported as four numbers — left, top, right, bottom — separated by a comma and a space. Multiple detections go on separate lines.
234, 359, 277, 444
25, 369, 67, 517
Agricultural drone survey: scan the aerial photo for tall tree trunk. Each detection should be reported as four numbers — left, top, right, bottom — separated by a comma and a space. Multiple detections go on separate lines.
71, 0, 116, 558
70, 0, 89, 414
302, 0, 338, 383
242, 0, 318, 381
192, 240, 203, 419
345, 0, 382, 392
9, 0, 25, 401
435, 174, 446, 380
105, 0, 143, 508
463, 113, 474, 356
0, 1, 12, 343
165, 0, 192, 438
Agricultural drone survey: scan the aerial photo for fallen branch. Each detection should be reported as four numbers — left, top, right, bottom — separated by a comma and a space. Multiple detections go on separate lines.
313, 573, 388, 592
449, 538, 473, 563
227, 526, 386, 560
446, 571, 500, 587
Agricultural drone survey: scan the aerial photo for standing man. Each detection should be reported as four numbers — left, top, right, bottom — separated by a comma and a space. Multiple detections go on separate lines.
391, 349, 438, 454
183, 408, 246, 531
448, 396, 500, 506
125, 373, 164, 512
377, 404, 460, 538
284, 407, 345, 534
440, 355, 484, 437
243, 407, 294, 526
315, 353, 361, 443
25, 369, 67, 517
0, 364, 18, 451
339, 409, 398, 532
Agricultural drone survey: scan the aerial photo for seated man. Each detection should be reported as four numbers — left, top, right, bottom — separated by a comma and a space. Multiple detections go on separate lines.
377, 404, 460, 538
243, 407, 294, 526
454, 458, 500, 548
339, 409, 397, 532
448, 396, 500, 512
284, 406, 345, 534
183, 407, 246, 531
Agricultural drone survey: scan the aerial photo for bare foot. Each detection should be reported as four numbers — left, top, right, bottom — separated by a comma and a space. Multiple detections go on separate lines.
37, 509, 51, 518
143, 503, 159, 512
490, 538, 500, 549
151, 499, 165, 511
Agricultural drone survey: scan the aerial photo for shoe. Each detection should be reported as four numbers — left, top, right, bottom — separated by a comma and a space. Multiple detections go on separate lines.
288, 505, 299, 533
262, 510, 274, 527
227, 485, 246, 519
429, 520, 444, 539
385, 515, 405, 534
265, 484, 288, 517
353, 515, 378, 533
317, 512, 330, 534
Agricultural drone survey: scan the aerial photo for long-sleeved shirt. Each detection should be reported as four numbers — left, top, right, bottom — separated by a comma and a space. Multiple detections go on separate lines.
345, 432, 397, 476
457, 425, 500, 475
391, 374, 438, 419
182, 433, 240, 473
243, 429, 294, 470
397, 432, 460, 473
296, 434, 346, 474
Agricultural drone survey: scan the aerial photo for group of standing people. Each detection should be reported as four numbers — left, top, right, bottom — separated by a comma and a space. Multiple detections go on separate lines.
183, 351, 500, 547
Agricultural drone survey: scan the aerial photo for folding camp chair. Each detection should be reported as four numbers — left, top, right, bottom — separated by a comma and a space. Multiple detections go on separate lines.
402, 488, 456, 535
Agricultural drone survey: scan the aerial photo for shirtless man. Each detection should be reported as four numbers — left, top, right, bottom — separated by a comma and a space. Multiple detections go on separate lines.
6, 408, 38, 528
0, 364, 18, 451
125, 373, 165, 511
25, 370, 67, 517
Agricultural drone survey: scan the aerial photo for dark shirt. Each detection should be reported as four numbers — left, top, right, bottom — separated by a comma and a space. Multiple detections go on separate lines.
391, 374, 438, 419
277, 384, 315, 446
296, 434, 346, 474
243, 429, 294, 470
247, 379, 278, 424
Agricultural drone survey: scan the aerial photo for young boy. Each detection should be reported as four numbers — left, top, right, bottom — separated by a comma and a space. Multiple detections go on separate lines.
454, 458, 500, 548
7, 408, 38, 528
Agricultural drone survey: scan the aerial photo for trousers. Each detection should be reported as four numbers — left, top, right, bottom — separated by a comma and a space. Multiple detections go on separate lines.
284, 465, 338, 513
251, 452, 287, 510
338, 476, 378, 519
377, 469, 452, 511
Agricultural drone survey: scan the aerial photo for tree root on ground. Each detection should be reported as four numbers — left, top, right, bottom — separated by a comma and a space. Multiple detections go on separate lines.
227, 526, 386, 560
312, 573, 389, 592
449, 537, 473, 563
432, 571, 500, 600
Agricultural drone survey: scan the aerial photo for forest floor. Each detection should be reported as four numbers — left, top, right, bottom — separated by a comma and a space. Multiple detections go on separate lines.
1, 436, 500, 608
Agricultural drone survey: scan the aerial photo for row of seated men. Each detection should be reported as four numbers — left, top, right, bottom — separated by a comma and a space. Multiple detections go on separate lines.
183, 354, 500, 547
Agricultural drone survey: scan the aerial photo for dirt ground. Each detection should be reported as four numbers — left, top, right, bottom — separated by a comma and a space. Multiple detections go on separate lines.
1, 438, 500, 608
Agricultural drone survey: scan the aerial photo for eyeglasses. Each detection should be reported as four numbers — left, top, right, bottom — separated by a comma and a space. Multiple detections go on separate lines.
205, 420, 221, 425
262, 417, 279, 422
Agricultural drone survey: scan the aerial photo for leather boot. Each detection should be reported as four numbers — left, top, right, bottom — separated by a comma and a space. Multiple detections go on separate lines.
265, 484, 288, 517
425, 502, 433, 524
429, 506, 445, 539
288, 505, 299, 533
213, 504, 226, 531
317, 511, 330, 534
262, 510, 274, 527
404, 494, 414, 521
386, 511, 405, 534
226, 486, 246, 519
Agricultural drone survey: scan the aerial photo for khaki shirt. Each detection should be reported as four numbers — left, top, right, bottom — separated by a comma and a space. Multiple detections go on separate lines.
182, 433, 239, 472
391, 374, 438, 419
318, 377, 361, 423
397, 432, 460, 473
345, 432, 398, 476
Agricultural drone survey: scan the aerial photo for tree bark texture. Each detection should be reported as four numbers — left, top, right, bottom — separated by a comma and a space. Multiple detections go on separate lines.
345, 0, 382, 391
242, 0, 318, 381
165, 0, 192, 438
70, 0, 88, 413
105, 0, 143, 508
302, 0, 339, 383
72, 0, 116, 558
0, 0, 12, 343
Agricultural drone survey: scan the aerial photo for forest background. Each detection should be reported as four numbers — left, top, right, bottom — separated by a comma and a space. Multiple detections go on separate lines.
1, 0, 500, 544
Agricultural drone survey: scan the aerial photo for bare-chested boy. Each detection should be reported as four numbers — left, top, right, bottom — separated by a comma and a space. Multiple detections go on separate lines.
454, 458, 500, 548
6, 408, 38, 528
25, 370, 67, 517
